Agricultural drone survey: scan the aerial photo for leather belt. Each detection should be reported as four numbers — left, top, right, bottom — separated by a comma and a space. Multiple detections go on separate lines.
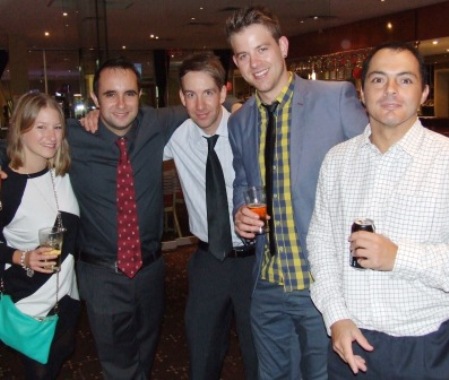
78, 250, 161, 273
198, 240, 255, 258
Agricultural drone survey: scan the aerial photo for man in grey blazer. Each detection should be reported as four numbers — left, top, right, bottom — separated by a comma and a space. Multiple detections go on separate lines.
225, 6, 368, 380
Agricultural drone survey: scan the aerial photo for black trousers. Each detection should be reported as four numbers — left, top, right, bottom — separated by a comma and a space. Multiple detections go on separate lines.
77, 257, 165, 380
185, 248, 258, 380
328, 320, 449, 380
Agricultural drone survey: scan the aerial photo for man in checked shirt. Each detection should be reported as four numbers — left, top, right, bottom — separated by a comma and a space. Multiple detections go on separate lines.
308, 41, 449, 379
226, 6, 367, 380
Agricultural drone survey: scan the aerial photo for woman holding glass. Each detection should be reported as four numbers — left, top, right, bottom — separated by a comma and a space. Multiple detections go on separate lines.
0, 92, 80, 379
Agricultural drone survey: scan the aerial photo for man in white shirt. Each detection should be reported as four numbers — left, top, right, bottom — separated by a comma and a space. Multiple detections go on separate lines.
164, 53, 257, 380
308, 41, 449, 379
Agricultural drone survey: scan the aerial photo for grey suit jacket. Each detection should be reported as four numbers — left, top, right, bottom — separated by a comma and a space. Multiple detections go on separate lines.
228, 74, 369, 281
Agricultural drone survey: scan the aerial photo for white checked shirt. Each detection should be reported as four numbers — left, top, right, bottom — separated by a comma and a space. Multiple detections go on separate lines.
308, 120, 449, 337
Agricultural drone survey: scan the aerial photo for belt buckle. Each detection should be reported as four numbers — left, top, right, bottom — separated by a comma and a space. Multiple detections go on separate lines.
228, 249, 238, 258
232, 246, 247, 258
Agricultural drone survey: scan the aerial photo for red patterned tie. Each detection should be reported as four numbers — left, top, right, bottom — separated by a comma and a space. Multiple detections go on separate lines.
116, 137, 142, 278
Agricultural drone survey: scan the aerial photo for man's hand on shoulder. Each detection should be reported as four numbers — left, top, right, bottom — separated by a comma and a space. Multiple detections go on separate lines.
79, 109, 100, 133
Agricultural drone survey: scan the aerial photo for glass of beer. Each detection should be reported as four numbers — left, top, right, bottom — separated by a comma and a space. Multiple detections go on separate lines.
39, 226, 64, 272
244, 186, 267, 234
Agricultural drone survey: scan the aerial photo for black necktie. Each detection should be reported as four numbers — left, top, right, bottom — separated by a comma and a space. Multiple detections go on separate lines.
205, 135, 233, 260
263, 102, 279, 256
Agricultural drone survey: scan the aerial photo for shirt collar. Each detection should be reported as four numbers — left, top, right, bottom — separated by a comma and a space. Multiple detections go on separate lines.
361, 118, 425, 157
394, 119, 425, 157
256, 71, 294, 111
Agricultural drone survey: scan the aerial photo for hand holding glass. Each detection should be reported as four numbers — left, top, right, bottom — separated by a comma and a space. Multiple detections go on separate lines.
38, 227, 64, 272
244, 186, 267, 234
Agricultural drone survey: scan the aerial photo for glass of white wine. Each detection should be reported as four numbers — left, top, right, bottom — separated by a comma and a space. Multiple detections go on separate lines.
38, 226, 64, 272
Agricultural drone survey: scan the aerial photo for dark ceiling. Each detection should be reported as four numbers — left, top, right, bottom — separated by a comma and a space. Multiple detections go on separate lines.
0, 0, 448, 81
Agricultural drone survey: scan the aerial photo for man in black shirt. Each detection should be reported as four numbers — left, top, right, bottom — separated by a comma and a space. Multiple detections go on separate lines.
67, 57, 186, 379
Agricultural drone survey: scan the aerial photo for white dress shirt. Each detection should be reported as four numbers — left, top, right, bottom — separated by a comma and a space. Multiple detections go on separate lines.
308, 120, 449, 337
164, 107, 242, 246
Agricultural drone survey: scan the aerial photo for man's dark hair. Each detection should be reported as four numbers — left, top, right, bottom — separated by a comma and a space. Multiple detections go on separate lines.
225, 6, 282, 43
178, 53, 226, 90
361, 41, 427, 90
93, 56, 142, 96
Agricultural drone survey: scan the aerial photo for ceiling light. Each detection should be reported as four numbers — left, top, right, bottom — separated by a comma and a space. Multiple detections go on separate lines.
386, 22, 393, 30
432, 40, 439, 45
44, 31, 50, 37
122, 45, 126, 50
199, 7, 204, 10
191, 17, 196, 21
63, 12, 68, 17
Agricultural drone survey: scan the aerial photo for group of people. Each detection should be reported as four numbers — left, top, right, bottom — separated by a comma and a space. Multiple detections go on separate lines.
1, 4, 449, 380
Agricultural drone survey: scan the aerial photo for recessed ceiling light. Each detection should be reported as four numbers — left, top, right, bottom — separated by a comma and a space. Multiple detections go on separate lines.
122, 45, 126, 50
63, 12, 68, 17
199, 7, 204, 10
44, 31, 50, 37
432, 40, 439, 45
191, 17, 196, 21
386, 22, 393, 29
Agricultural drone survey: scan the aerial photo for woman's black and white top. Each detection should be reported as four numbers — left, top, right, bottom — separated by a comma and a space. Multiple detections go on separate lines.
0, 166, 80, 319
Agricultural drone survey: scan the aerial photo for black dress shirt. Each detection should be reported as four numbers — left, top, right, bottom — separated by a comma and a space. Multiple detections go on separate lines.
67, 105, 187, 262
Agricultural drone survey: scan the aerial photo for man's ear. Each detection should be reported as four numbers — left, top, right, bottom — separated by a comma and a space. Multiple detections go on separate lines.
179, 89, 186, 107
90, 92, 100, 108
279, 36, 289, 59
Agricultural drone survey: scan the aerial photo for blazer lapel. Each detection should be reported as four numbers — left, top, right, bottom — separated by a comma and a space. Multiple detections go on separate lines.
290, 76, 307, 188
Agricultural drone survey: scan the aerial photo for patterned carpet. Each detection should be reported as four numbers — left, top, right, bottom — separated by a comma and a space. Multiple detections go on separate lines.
0, 244, 246, 379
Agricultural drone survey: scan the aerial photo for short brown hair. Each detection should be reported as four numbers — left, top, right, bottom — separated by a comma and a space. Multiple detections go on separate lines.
8, 92, 70, 175
361, 41, 427, 90
93, 56, 141, 97
225, 6, 282, 43
178, 53, 226, 90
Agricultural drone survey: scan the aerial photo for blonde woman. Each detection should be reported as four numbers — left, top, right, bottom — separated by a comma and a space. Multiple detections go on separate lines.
0, 92, 80, 379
